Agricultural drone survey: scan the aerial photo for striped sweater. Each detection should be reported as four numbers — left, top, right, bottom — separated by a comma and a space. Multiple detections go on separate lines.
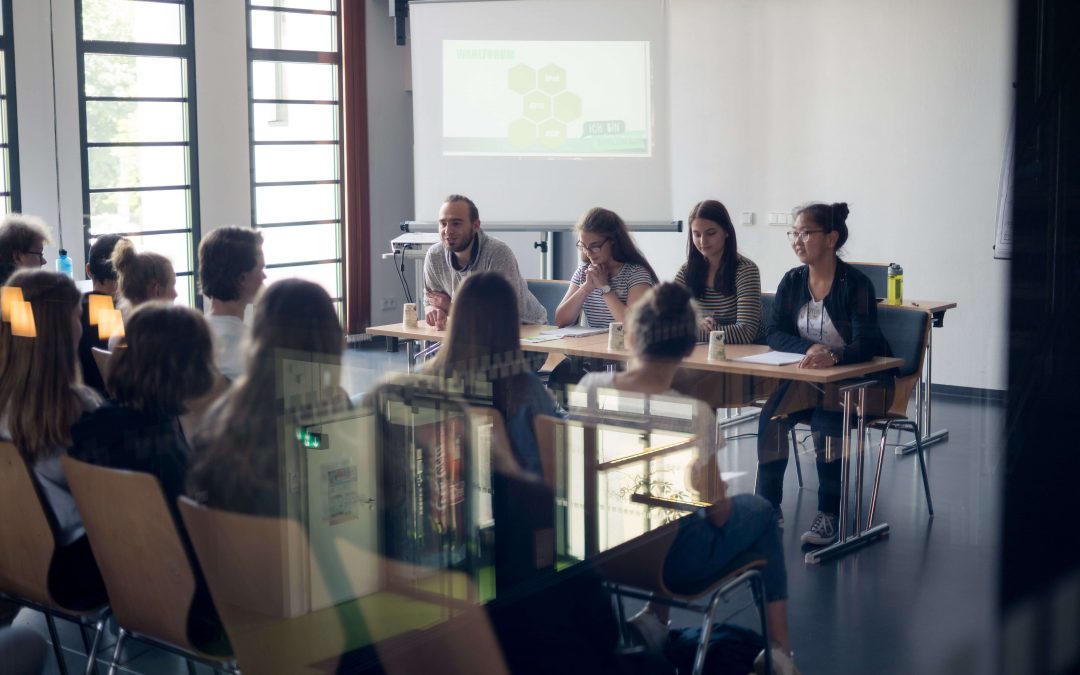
674, 254, 763, 344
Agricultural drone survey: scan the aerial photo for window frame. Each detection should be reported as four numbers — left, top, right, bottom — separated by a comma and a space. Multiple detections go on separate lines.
0, 0, 22, 214
245, 0, 346, 318
74, 0, 202, 305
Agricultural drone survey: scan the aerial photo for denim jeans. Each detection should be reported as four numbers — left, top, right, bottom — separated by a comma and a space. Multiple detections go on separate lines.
663, 494, 787, 602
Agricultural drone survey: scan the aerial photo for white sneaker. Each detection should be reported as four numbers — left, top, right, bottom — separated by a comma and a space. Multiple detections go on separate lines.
754, 647, 800, 675
800, 511, 837, 546
627, 609, 670, 653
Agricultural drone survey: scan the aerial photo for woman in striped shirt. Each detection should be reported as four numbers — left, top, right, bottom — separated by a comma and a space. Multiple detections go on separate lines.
674, 200, 763, 343
554, 207, 658, 328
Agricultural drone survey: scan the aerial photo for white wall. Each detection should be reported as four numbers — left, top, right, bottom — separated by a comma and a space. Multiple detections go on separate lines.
635, 0, 1014, 391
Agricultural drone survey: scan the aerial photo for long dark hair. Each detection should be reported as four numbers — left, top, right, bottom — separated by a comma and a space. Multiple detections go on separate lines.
576, 207, 658, 282
684, 200, 739, 296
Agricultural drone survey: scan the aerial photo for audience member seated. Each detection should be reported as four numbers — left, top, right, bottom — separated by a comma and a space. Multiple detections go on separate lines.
0, 270, 106, 608
71, 303, 216, 508
757, 202, 893, 548
0, 214, 50, 285
77, 234, 126, 394
109, 239, 178, 349
423, 193, 546, 330
198, 225, 265, 380
577, 282, 797, 675
187, 279, 349, 517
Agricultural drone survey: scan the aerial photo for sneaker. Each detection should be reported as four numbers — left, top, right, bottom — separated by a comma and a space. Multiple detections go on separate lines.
800, 511, 837, 546
627, 609, 670, 653
773, 505, 784, 527
754, 647, 800, 675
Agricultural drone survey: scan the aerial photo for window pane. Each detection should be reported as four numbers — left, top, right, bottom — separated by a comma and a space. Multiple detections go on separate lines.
174, 273, 193, 307
251, 0, 335, 10
261, 223, 340, 264
82, 0, 184, 45
254, 144, 338, 183
89, 188, 190, 234
255, 183, 338, 224
86, 100, 186, 144
88, 145, 187, 190
122, 231, 192, 274
264, 261, 341, 298
0, 148, 8, 194
84, 54, 185, 98
0, 52, 6, 96
251, 9, 336, 53
251, 61, 336, 101
252, 103, 337, 142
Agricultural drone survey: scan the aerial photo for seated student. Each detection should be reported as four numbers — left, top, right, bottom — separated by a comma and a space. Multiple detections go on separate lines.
71, 303, 216, 507
187, 279, 349, 517
675, 199, 763, 343
0, 270, 106, 608
554, 206, 657, 329
78, 234, 126, 394
757, 202, 892, 547
109, 238, 178, 349
198, 226, 265, 380
576, 283, 796, 675
423, 194, 547, 329
0, 214, 50, 285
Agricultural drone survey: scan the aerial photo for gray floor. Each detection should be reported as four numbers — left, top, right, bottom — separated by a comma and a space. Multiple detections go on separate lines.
18, 342, 1004, 675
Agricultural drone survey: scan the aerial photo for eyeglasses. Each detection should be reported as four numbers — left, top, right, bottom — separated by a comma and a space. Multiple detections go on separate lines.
576, 239, 610, 254
786, 230, 824, 243
23, 249, 46, 261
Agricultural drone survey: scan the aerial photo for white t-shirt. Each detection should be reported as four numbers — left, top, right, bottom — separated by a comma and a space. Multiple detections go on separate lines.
207, 314, 248, 380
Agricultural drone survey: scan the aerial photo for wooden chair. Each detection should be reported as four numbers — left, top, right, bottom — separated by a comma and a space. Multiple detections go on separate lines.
59, 456, 236, 675
0, 442, 108, 675
591, 518, 771, 675
866, 305, 935, 525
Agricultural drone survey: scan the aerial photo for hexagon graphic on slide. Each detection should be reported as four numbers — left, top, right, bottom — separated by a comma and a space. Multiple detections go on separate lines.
523, 91, 551, 122
538, 119, 567, 149
553, 91, 581, 123
507, 64, 536, 95
509, 118, 537, 149
537, 64, 567, 95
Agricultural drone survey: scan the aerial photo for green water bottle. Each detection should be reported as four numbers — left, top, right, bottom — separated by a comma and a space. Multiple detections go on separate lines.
887, 263, 903, 306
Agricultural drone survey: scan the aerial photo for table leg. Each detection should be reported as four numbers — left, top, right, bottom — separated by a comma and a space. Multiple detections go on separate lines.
806, 380, 890, 564
899, 317, 949, 454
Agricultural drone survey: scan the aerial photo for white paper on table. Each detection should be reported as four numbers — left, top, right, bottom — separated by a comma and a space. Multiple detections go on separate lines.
540, 326, 607, 337
521, 334, 561, 344
736, 351, 805, 366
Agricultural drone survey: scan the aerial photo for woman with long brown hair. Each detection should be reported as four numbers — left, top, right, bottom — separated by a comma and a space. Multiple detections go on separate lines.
187, 279, 347, 516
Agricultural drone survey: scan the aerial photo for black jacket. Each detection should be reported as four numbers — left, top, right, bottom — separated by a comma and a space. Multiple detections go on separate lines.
766, 259, 891, 365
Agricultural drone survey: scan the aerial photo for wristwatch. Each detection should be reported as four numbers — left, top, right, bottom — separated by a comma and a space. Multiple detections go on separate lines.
599, 284, 612, 295
825, 349, 840, 365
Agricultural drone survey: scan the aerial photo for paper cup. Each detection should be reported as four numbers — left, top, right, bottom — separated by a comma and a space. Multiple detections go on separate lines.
402, 303, 418, 327
708, 330, 726, 360
608, 322, 625, 350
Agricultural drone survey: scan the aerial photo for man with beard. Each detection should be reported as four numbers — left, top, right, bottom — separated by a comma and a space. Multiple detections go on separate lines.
423, 194, 547, 329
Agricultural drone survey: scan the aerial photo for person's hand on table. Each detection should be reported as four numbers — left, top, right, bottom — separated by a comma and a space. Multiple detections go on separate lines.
425, 306, 448, 330
424, 289, 451, 312
799, 343, 836, 369
700, 316, 716, 333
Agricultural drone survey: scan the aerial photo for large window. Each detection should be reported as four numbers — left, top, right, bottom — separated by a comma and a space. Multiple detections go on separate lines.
247, 0, 344, 317
76, 0, 199, 304
0, 0, 20, 216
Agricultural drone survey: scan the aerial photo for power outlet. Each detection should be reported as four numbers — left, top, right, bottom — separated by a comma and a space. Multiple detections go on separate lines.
381, 297, 397, 311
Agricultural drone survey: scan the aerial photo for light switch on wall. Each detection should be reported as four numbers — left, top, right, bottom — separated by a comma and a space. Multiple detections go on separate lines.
741, 211, 754, 225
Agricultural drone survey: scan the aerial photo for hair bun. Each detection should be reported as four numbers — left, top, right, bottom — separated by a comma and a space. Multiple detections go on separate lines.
832, 202, 850, 223
111, 238, 136, 272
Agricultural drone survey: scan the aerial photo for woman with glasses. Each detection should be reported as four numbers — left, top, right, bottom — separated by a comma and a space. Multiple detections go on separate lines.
757, 202, 892, 547
0, 214, 51, 285
554, 207, 658, 328
674, 200, 763, 343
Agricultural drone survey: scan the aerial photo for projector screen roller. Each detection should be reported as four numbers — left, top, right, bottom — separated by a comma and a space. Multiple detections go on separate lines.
442, 40, 651, 157
411, 0, 672, 223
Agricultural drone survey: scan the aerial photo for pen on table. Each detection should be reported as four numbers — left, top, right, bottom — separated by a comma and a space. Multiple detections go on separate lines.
911, 302, 920, 307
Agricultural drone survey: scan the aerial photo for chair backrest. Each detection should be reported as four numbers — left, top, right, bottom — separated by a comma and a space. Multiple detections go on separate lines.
526, 279, 570, 325
876, 305, 930, 379
848, 262, 889, 300
0, 442, 59, 608
90, 347, 113, 391
60, 456, 198, 651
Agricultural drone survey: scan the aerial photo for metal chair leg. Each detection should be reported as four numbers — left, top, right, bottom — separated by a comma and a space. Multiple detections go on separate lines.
789, 428, 803, 488
106, 629, 126, 675
46, 614, 70, 675
867, 422, 892, 527
753, 574, 772, 675
83, 614, 108, 675
909, 423, 934, 516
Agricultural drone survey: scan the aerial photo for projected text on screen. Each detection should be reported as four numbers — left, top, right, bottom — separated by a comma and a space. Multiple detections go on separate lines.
442, 40, 651, 158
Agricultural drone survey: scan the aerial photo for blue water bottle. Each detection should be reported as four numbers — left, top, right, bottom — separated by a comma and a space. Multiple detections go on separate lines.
56, 249, 73, 278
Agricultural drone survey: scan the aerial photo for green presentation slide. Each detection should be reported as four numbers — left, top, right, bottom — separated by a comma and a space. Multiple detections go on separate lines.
442, 40, 651, 157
